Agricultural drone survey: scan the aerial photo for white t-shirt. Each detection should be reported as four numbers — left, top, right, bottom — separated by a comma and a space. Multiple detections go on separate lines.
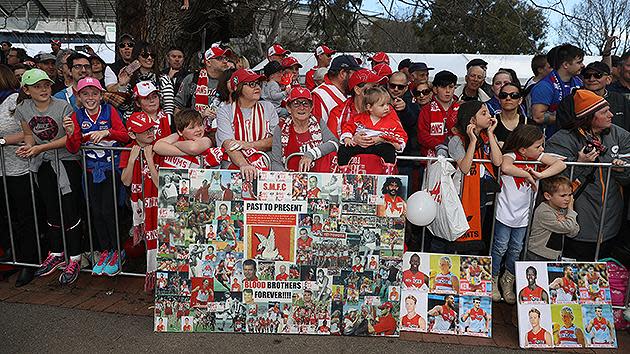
495, 152, 544, 228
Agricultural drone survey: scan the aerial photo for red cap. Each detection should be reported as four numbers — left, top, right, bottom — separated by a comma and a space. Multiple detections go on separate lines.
126, 112, 154, 133
287, 86, 312, 102
379, 302, 393, 310
281, 56, 302, 69
50, 39, 61, 46
348, 68, 388, 91
368, 52, 390, 64
315, 45, 336, 56
373, 63, 392, 78
229, 69, 265, 91
205, 45, 232, 61
267, 44, 290, 57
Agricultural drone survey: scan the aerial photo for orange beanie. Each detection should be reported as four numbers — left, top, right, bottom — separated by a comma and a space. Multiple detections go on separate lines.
573, 89, 608, 119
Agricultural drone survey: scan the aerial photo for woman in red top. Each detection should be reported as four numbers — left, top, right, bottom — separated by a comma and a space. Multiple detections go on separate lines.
270, 86, 339, 172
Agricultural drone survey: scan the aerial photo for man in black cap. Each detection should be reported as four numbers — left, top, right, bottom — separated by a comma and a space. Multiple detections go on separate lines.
311, 54, 360, 122
557, 61, 630, 131
398, 58, 412, 77
409, 62, 434, 88
466, 58, 492, 96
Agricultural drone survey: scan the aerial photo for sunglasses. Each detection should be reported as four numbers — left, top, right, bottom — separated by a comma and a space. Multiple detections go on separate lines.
211, 56, 229, 62
498, 91, 522, 100
291, 99, 311, 108
243, 81, 260, 88
388, 83, 407, 90
413, 88, 432, 96
118, 42, 134, 49
140, 52, 155, 59
583, 72, 605, 80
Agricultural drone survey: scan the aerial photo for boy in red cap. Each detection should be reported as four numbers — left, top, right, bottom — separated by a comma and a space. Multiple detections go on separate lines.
120, 112, 160, 291
64, 77, 130, 276
305, 45, 336, 90
154, 108, 224, 169
133, 80, 171, 140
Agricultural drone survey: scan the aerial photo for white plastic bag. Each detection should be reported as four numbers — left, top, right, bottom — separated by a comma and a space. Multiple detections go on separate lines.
423, 156, 470, 241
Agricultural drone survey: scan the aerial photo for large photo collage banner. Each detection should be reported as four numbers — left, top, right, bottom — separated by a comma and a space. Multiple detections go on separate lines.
154, 169, 491, 338
515, 261, 618, 348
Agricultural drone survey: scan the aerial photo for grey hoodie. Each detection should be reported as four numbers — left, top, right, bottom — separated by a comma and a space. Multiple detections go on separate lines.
545, 125, 630, 242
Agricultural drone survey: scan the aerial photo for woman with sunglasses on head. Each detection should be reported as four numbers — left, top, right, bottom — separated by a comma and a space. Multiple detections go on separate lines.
114, 41, 175, 122
270, 87, 338, 172
493, 83, 527, 146
216, 69, 279, 182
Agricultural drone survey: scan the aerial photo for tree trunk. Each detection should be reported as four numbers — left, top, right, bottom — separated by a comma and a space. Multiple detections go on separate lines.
115, 0, 255, 67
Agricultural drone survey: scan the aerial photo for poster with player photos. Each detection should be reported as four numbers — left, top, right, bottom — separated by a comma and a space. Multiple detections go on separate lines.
515, 261, 617, 348
398, 252, 493, 338
155, 169, 408, 337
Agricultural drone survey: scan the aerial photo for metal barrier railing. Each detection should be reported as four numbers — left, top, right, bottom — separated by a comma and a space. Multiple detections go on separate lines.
0, 147, 628, 309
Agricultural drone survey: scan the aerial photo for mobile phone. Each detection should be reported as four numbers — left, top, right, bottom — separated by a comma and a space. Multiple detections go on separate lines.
124, 60, 141, 75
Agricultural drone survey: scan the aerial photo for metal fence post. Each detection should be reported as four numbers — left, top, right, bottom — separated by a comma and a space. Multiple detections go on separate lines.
487, 169, 501, 257
81, 150, 95, 267
28, 169, 42, 264
0, 145, 16, 263
594, 166, 612, 261
110, 150, 122, 271
54, 150, 68, 262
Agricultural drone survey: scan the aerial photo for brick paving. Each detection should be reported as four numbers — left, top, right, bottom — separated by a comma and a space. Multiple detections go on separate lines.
0, 270, 627, 352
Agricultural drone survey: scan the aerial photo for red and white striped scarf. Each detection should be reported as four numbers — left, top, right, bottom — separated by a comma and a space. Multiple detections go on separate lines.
232, 101, 267, 142
280, 114, 323, 159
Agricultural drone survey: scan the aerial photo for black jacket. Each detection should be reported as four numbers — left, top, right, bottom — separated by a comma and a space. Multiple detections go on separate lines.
556, 90, 630, 132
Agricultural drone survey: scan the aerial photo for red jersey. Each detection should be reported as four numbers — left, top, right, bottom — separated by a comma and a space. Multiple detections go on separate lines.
305, 67, 318, 91
183, 324, 192, 331
562, 278, 577, 296
468, 307, 486, 322
441, 305, 456, 322
152, 110, 172, 141
402, 314, 422, 328
372, 313, 396, 335
275, 273, 289, 281
307, 187, 321, 199
297, 236, 313, 249
340, 110, 408, 150
382, 194, 405, 217
402, 269, 427, 289
156, 324, 165, 332
311, 83, 346, 123
521, 285, 546, 302
527, 327, 548, 344
417, 98, 459, 156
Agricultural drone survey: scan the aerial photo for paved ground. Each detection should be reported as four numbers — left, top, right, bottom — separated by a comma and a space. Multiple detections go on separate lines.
0, 270, 627, 353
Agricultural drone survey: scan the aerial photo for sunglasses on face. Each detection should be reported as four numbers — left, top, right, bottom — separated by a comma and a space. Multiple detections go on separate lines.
243, 81, 260, 88
498, 91, 522, 100
389, 83, 407, 90
413, 88, 432, 96
119, 42, 134, 49
140, 52, 155, 59
583, 72, 605, 80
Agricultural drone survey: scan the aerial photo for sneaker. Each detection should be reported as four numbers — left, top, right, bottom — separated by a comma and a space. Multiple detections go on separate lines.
91, 250, 111, 276
59, 259, 81, 285
103, 250, 125, 277
34, 252, 65, 277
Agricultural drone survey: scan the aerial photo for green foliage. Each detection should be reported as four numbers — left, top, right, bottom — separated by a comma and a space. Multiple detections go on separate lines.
416, 0, 547, 54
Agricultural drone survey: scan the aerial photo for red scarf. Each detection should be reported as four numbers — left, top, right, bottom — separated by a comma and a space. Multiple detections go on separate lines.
280, 114, 336, 172
233, 101, 267, 142
194, 69, 210, 112
512, 151, 537, 190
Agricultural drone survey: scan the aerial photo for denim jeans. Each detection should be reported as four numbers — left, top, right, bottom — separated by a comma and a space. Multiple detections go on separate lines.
491, 220, 527, 276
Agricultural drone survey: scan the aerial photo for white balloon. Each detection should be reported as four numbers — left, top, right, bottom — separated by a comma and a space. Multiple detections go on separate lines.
405, 190, 438, 226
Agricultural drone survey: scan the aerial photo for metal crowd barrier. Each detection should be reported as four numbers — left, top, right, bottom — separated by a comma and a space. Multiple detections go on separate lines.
0, 146, 628, 310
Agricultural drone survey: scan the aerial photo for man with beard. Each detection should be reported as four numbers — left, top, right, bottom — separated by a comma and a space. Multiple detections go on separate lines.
377, 177, 406, 217
549, 265, 578, 302
311, 55, 360, 123
428, 295, 458, 332
54, 53, 92, 110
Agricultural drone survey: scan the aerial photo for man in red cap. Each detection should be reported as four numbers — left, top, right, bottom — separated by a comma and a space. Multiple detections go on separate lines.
305, 45, 336, 90
368, 302, 397, 336
327, 68, 387, 138
373, 63, 392, 79
174, 44, 232, 130
312, 54, 361, 124
368, 52, 390, 69
267, 44, 290, 63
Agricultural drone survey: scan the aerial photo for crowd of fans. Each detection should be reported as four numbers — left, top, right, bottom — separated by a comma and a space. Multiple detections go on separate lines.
0, 36, 629, 302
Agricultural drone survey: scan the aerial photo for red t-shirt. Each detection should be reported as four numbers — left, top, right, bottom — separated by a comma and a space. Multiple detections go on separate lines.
372, 314, 396, 335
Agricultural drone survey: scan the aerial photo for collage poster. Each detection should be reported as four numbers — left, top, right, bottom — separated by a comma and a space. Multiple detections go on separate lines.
515, 261, 617, 348
155, 169, 409, 336
400, 252, 493, 337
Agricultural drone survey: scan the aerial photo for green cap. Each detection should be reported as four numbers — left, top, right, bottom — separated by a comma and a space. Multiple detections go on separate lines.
20, 68, 54, 87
